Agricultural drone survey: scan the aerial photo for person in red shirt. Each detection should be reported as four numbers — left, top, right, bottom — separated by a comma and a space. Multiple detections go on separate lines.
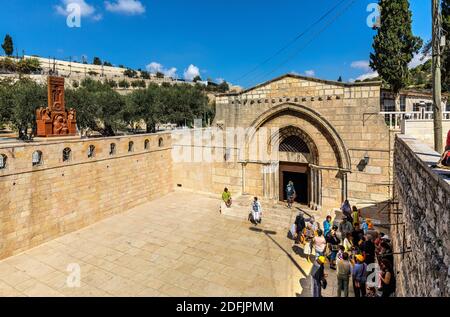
446, 129, 450, 151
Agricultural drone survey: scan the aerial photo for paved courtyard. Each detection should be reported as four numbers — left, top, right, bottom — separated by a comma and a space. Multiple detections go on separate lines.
0, 191, 316, 297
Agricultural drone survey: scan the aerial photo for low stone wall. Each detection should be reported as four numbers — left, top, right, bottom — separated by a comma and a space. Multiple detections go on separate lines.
401, 119, 450, 149
393, 135, 450, 297
0, 133, 173, 259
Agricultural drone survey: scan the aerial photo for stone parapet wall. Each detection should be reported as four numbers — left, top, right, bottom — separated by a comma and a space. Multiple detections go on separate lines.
393, 135, 450, 297
0, 133, 173, 259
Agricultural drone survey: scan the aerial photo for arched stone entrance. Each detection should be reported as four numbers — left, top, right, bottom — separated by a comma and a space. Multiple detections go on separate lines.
244, 103, 351, 211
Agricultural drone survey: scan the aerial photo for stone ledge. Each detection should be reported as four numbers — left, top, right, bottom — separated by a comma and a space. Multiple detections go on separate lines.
397, 134, 450, 189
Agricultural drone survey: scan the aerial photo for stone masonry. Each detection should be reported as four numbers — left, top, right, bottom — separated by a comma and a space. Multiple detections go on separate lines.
0, 133, 173, 260
174, 74, 392, 212
392, 135, 450, 297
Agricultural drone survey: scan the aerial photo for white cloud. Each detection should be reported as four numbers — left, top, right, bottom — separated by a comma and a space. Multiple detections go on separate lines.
356, 71, 379, 81
305, 70, 315, 77
165, 67, 178, 78
146, 62, 178, 78
351, 60, 372, 72
147, 62, 163, 74
409, 52, 431, 69
184, 64, 201, 81
55, 0, 100, 19
105, 0, 145, 15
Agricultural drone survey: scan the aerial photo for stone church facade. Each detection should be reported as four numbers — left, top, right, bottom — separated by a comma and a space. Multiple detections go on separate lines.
174, 74, 393, 212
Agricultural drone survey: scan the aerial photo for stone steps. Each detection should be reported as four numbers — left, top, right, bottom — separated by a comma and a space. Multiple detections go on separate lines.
220, 196, 317, 231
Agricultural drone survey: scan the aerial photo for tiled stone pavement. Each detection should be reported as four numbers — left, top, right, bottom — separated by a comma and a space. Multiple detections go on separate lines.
0, 191, 317, 297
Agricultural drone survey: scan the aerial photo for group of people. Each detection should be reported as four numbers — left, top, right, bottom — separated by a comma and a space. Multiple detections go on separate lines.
292, 200, 396, 298
221, 185, 397, 298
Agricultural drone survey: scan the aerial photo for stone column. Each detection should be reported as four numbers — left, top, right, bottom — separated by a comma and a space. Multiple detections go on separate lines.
317, 169, 322, 210
310, 167, 316, 210
241, 162, 247, 195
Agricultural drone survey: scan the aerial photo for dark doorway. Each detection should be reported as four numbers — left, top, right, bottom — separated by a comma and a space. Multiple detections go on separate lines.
282, 172, 309, 204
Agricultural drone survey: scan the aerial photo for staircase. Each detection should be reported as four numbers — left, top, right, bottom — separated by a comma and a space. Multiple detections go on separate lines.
221, 195, 319, 231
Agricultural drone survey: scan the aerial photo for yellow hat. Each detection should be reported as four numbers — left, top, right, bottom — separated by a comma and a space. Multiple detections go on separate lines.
355, 254, 365, 262
318, 256, 326, 264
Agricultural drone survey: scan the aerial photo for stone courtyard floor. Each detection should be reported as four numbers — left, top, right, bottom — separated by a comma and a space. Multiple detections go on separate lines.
0, 191, 321, 297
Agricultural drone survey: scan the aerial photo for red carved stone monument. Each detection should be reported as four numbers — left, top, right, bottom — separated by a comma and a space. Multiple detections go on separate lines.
36, 76, 77, 137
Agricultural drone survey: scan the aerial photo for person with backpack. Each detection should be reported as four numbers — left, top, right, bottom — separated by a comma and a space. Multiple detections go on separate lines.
352, 254, 368, 297
286, 181, 296, 208
251, 197, 262, 225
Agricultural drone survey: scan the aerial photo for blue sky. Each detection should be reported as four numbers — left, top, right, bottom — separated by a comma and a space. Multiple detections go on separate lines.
0, 0, 431, 88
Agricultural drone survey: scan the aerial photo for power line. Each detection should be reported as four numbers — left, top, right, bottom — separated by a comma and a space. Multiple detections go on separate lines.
234, 0, 350, 84
246, 0, 358, 87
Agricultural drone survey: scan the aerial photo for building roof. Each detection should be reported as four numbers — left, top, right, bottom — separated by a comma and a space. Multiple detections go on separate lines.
217, 73, 382, 97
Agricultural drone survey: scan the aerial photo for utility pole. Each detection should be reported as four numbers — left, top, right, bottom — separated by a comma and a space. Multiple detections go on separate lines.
432, 0, 443, 153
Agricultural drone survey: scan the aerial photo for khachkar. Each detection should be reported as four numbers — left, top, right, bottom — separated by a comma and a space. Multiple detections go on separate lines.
36, 76, 77, 137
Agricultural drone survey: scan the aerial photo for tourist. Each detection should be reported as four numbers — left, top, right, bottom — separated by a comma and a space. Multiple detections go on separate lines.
351, 206, 360, 228
311, 256, 327, 297
447, 129, 450, 151
352, 254, 368, 297
222, 188, 232, 208
251, 197, 262, 225
305, 217, 318, 241
338, 217, 353, 240
361, 218, 369, 235
360, 234, 376, 265
294, 212, 306, 244
286, 181, 296, 208
352, 223, 365, 251
337, 245, 345, 261
341, 199, 352, 221
343, 233, 354, 255
326, 227, 341, 269
379, 259, 396, 297
323, 215, 332, 238
336, 252, 352, 297
313, 229, 327, 259
378, 241, 394, 265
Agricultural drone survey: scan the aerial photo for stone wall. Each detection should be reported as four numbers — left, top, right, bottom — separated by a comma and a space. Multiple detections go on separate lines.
392, 135, 450, 297
401, 119, 450, 149
0, 133, 173, 260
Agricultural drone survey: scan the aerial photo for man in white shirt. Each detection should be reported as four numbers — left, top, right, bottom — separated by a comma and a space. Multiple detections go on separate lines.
251, 197, 262, 225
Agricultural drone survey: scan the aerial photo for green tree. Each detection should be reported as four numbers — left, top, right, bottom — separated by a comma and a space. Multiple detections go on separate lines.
93, 57, 102, 65
16, 58, 41, 74
0, 79, 13, 127
217, 81, 229, 93
193, 75, 202, 82
65, 79, 126, 136
140, 70, 150, 79
10, 78, 46, 139
1, 34, 14, 56
370, 0, 422, 95
124, 69, 137, 78
118, 79, 130, 88
337, 76, 343, 82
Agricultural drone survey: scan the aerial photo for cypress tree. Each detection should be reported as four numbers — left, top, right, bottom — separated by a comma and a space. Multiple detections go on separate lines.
370, 0, 422, 96
1, 34, 14, 56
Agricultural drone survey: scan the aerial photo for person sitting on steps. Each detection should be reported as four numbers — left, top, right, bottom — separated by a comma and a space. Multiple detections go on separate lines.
222, 188, 232, 208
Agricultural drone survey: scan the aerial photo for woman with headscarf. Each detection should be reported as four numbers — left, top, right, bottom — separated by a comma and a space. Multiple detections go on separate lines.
341, 200, 352, 222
